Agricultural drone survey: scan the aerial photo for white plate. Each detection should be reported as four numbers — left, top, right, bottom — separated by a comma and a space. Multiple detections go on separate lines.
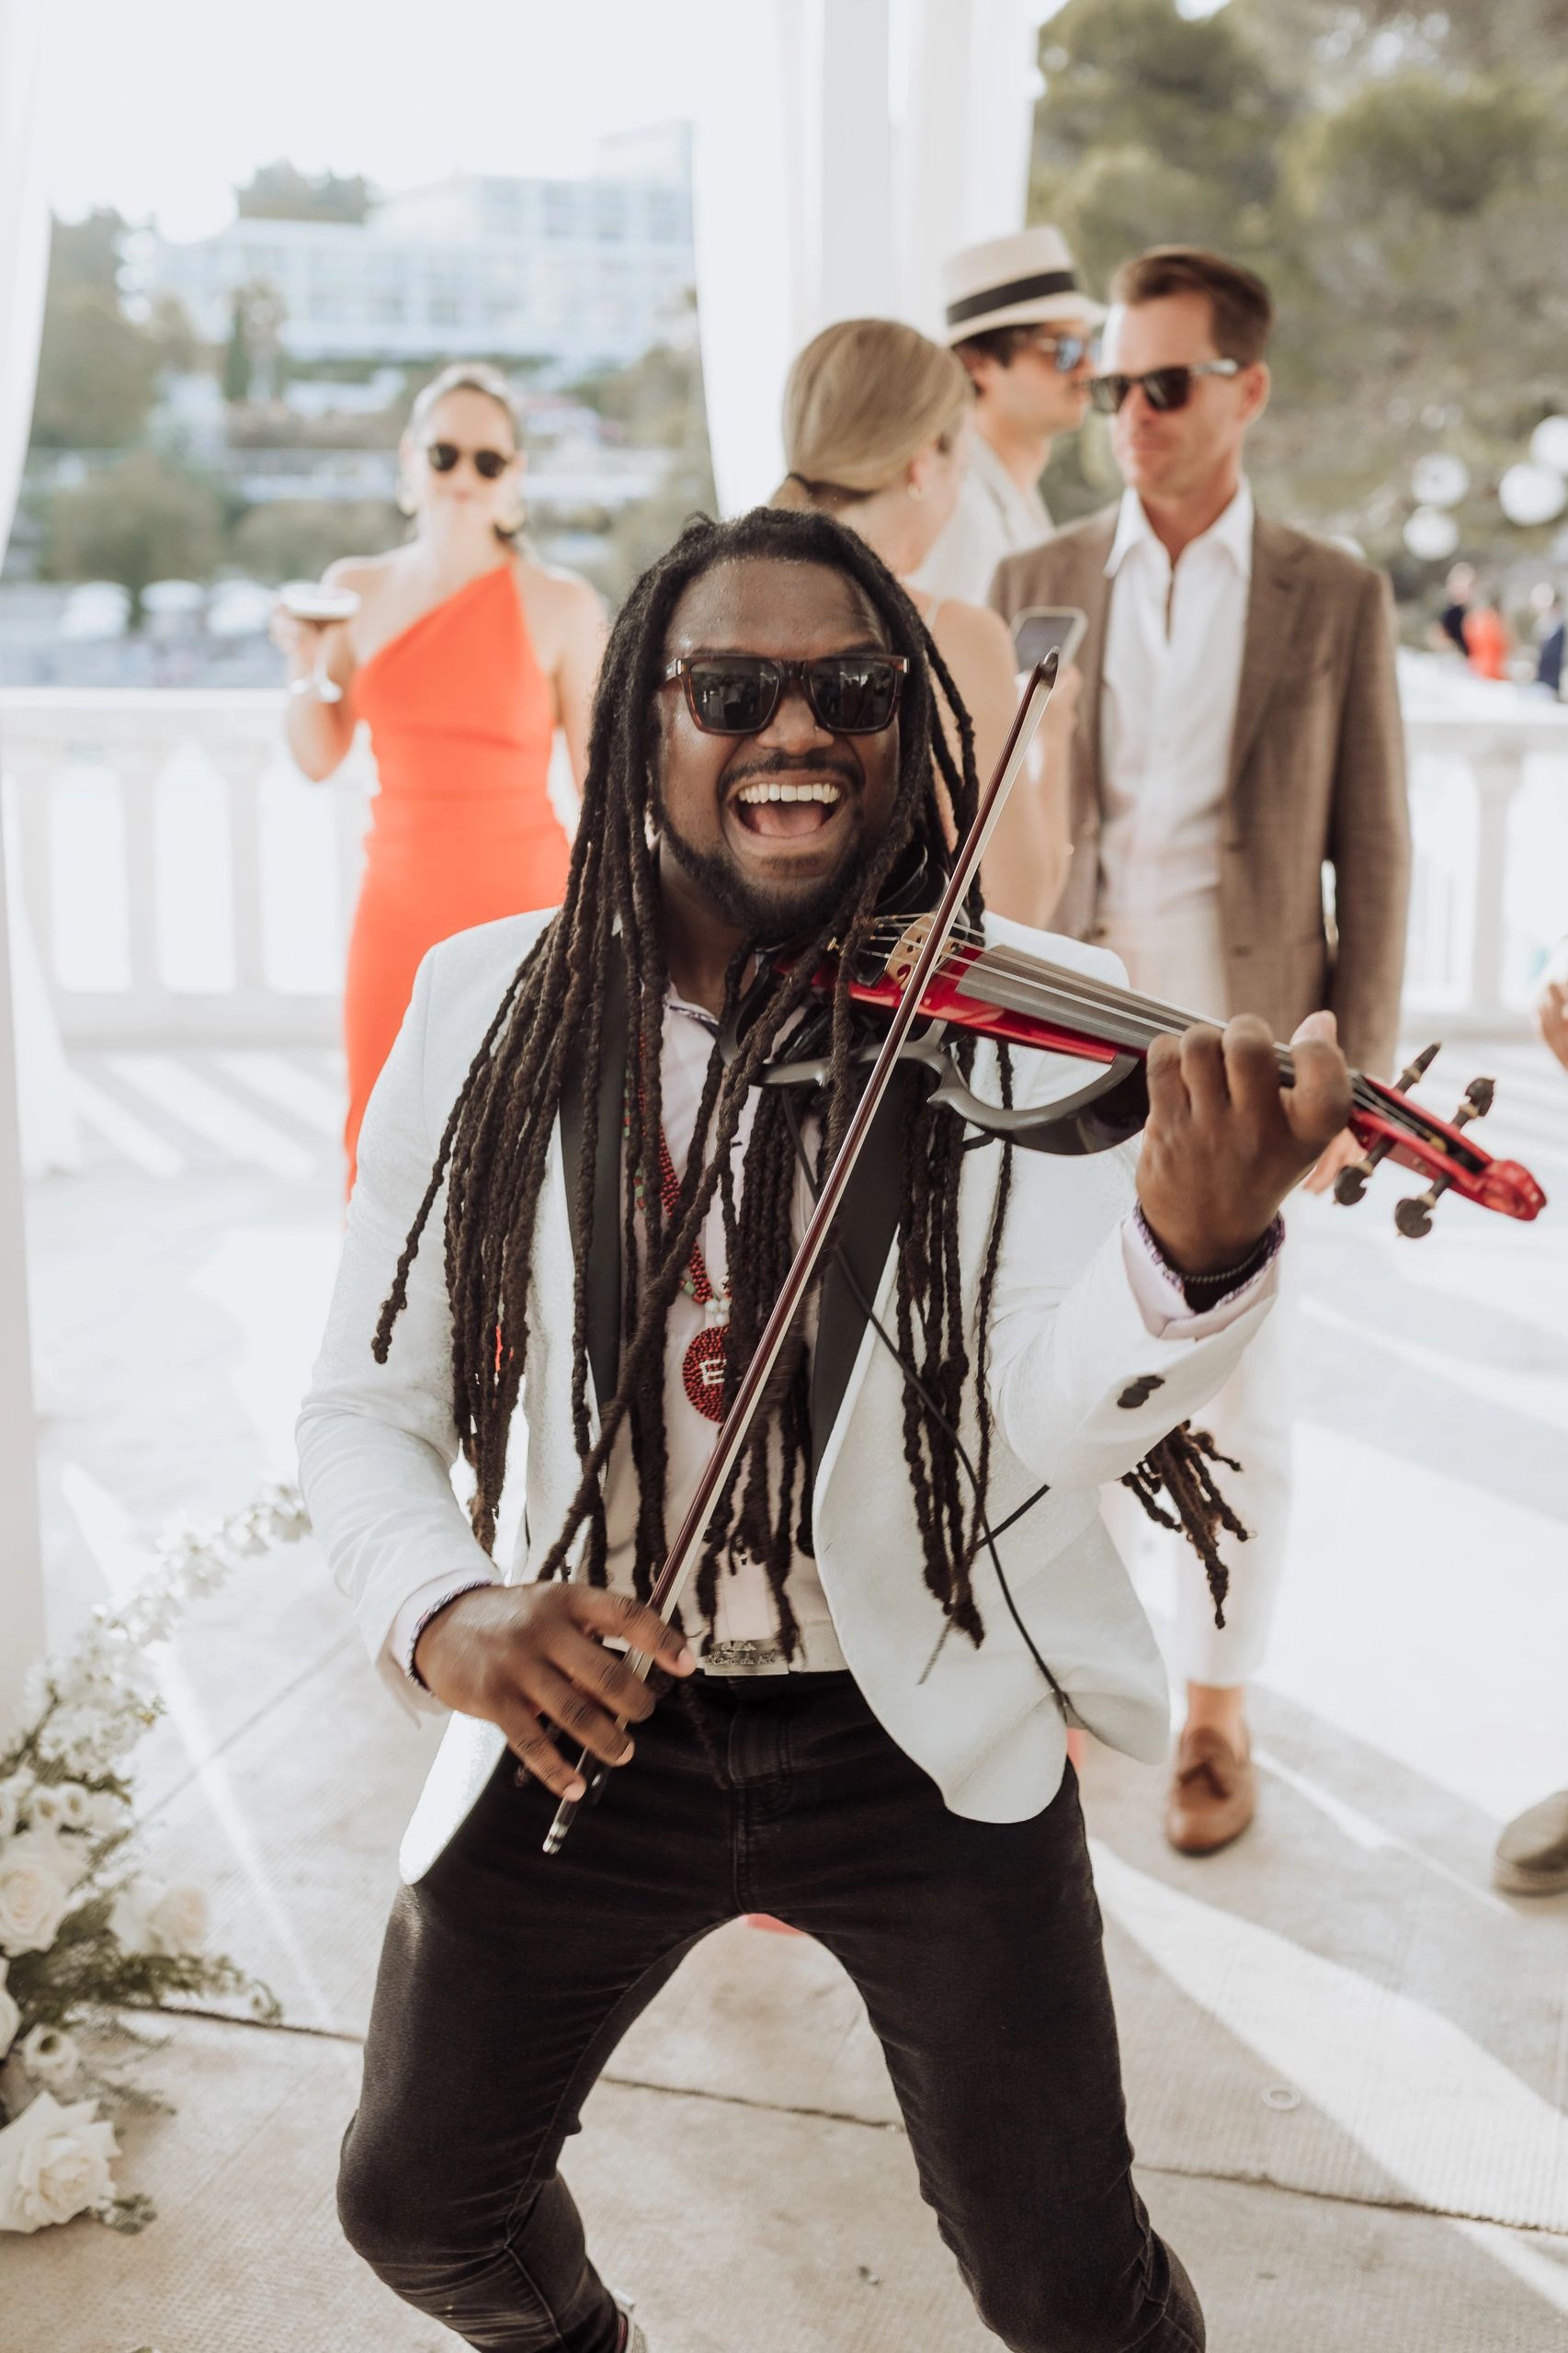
278, 580, 362, 623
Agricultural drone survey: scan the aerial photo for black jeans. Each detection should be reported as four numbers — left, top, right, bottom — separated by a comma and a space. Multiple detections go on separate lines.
339, 1672, 1203, 2353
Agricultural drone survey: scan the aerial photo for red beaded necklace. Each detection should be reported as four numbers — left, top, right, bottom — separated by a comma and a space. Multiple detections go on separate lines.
638, 1121, 730, 1423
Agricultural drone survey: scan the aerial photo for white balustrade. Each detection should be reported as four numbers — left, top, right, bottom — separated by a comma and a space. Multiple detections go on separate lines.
0, 689, 372, 1044
1, 685, 1565, 1049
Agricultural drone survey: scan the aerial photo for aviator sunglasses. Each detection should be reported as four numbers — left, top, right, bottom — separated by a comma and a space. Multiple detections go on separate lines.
1025, 330, 1099, 374
1088, 359, 1240, 415
662, 654, 909, 737
424, 439, 514, 479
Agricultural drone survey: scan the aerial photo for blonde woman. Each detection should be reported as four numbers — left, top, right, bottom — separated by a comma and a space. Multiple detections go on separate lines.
775, 319, 1074, 924
270, 361, 608, 1180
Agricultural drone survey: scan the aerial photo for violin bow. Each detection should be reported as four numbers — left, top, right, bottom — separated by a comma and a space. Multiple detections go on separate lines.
541, 654, 1063, 1854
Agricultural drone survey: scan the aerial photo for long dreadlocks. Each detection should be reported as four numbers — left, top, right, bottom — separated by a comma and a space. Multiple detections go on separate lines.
371, 507, 1244, 1661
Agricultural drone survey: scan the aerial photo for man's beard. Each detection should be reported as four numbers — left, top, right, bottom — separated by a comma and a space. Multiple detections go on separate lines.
656, 806, 873, 949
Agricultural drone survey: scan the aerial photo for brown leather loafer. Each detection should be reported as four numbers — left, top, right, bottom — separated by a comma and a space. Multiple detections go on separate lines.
1165, 1727, 1257, 1855
1493, 1790, 1568, 1895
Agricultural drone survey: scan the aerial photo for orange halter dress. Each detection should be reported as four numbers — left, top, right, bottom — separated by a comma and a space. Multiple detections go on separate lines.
342, 565, 572, 1184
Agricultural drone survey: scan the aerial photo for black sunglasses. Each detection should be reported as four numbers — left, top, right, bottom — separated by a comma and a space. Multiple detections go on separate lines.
662, 653, 909, 737
1087, 360, 1240, 415
1025, 331, 1099, 374
425, 440, 513, 480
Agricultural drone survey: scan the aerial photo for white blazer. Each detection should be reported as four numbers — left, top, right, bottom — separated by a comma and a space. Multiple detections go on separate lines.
297, 910, 1276, 1882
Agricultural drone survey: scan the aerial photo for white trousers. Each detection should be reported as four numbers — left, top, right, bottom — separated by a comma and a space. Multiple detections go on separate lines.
1099, 902, 1293, 1688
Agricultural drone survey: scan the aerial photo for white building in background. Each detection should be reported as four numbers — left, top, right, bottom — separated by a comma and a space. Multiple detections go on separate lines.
128, 127, 695, 375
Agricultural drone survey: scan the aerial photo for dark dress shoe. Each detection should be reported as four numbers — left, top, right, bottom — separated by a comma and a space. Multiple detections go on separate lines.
1165, 1726, 1256, 1855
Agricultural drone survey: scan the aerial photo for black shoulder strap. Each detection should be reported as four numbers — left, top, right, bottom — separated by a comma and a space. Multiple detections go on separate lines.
558, 954, 628, 1421
808, 1066, 920, 1472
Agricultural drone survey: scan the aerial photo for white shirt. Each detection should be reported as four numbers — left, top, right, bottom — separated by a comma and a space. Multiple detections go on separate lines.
388, 979, 1274, 1687
915, 434, 1052, 608
1098, 480, 1254, 930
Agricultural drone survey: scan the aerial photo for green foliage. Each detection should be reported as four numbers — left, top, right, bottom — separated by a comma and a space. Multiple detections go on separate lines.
231, 496, 404, 583
1028, 0, 1568, 577
222, 296, 253, 404
41, 452, 224, 620
30, 212, 196, 449
30, 288, 162, 450
236, 160, 372, 223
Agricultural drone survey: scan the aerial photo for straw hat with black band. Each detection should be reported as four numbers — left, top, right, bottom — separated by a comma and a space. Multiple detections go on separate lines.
942, 225, 1106, 346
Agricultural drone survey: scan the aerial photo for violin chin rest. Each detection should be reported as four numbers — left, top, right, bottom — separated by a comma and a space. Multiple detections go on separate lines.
931, 1051, 1149, 1158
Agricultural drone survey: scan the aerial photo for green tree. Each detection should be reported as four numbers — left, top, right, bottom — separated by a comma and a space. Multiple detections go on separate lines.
236, 162, 371, 223
222, 294, 253, 404
30, 288, 163, 449
29, 210, 169, 449
230, 496, 403, 582
1028, 0, 1568, 579
42, 453, 223, 624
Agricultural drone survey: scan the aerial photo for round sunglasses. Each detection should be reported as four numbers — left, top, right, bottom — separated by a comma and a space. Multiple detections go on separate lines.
423, 439, 514, 480
662, 653, 908, 736
1087, 359, 1240, 415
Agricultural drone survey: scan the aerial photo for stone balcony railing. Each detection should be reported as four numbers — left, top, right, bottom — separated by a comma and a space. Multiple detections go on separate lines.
3, 680, 1567, 1049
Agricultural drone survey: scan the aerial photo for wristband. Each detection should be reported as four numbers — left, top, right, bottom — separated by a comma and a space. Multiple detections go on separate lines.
1135, 1206, 1283, 1310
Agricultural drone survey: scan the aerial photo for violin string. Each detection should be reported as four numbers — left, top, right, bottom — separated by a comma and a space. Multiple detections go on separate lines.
855, 923, 1439, 1144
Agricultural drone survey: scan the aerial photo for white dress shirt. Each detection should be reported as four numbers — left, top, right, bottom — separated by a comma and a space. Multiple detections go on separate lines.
1098, 480, 1254, 931
915, 433, 1052, 609
389, 982, 1276, 1688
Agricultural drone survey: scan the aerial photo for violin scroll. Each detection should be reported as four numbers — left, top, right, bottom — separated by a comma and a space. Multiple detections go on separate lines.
1390, 1070, 1496, 1239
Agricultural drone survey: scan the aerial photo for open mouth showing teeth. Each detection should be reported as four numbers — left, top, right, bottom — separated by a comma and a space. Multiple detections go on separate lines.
732, 779, 846, 839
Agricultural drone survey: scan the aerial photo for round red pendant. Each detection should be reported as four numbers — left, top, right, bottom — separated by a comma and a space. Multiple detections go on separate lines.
683, 1324, 728, 1421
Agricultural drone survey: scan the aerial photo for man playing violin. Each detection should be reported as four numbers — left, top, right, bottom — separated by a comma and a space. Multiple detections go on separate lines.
300, 506, 1352, 2353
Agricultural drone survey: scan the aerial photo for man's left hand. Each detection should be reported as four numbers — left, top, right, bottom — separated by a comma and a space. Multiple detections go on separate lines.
1136, 1010, 1352, 1276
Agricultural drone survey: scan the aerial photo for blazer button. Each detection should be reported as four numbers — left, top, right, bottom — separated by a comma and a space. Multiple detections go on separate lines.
1117, 1373, 1164, 1408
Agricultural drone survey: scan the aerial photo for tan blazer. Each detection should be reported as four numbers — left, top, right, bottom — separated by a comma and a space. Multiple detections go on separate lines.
992, 508, 1411, 1076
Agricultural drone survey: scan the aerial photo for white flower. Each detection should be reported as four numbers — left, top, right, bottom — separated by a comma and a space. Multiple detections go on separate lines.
107, 1879, 154, 1952
17, 2026, 81, 2095
109, 1876, 209, 1960
0, 2091, 118, 2233
0, 1836, 73, 1956
0, 1960, 19, 2059
28, 1785, 89, 1834
85, 1790, 127, 1836
146, 1884, 208, 1959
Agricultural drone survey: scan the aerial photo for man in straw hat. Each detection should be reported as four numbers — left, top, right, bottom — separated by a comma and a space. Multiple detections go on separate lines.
915, 224, 1103, 607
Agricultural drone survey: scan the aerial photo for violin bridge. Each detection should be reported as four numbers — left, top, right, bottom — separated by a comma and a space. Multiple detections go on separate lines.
885, 913, 937, 985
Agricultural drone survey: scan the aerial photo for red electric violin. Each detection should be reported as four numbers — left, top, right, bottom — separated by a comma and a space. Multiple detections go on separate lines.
752, 909, 1547, 1236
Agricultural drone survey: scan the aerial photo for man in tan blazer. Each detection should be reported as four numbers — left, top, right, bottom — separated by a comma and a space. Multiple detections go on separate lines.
994, 246, 1410, 1857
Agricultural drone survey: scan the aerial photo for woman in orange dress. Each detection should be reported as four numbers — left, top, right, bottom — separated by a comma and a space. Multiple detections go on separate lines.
270, 362, 608, 1182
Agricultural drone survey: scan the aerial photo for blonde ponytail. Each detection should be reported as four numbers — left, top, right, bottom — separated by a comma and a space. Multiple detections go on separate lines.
775, 321, 971, 514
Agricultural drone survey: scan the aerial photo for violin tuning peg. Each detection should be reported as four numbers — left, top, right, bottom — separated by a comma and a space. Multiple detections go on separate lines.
1396, 1181, 1445, 1239
1395, 1043, 1441, 1094
1334, 1132, 1394, 1207
1461, 1076, 1495, 1120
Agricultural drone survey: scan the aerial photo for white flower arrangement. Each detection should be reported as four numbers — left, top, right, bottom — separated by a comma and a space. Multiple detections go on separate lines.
0, 1482, 310, 2234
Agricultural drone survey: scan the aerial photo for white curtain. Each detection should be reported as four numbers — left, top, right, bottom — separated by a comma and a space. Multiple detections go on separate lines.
691, 0, 1039, 515
0, 0, 54, 1711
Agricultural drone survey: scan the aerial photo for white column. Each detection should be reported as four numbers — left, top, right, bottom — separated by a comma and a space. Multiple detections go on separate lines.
896, 0, 1039, 334
0, 0, 53, 1723
690, 0, 1038, 516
